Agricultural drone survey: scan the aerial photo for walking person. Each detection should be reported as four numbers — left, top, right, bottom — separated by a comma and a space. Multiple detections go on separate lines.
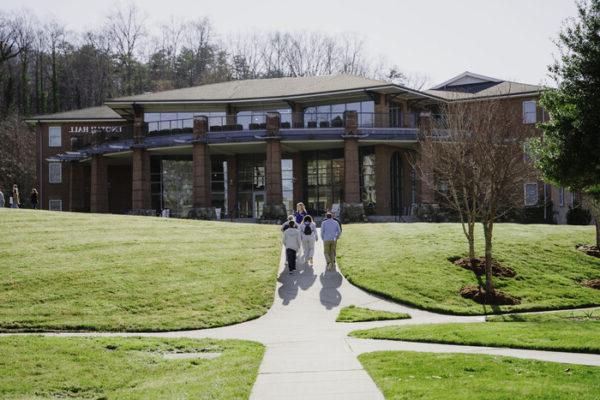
0, 189, 4, 208
300, 215, 318, 266
30, 188, 39, 209
281, 215, 295, 232
283, 220, 301, 274
294, 202, 307, 224
321, 212, 341, 271
11, 184, 20, 208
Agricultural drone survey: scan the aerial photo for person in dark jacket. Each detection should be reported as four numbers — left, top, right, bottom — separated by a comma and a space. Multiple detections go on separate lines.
30, 188, 38, 209
294, 202, 307, 224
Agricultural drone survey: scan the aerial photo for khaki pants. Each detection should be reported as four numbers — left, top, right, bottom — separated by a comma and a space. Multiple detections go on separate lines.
323, 240, 337, 268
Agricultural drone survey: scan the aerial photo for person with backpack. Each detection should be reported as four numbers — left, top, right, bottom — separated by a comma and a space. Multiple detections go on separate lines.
300, 215, 317, 266
282, 220, 301, 274
321, 212, 341, 271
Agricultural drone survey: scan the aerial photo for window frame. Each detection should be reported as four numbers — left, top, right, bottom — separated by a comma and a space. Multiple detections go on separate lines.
48, 162, 62, 184
523, 182, 539, 206
559, 187, 565, 207
522, 100, 537, 124
48, 126, 62, 147
48, 199, 62, 211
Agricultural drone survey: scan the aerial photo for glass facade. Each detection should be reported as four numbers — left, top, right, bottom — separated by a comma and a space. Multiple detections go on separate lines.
236, 108, 291, 129
304, 101, 374, 128
211, 157, 228, 214
282, 159, 294, 214
304, 150, 344, 215
237, 155, 266, 218
145, 112, 226, 133
359, 147, 376, 213
161, 158, 193, 218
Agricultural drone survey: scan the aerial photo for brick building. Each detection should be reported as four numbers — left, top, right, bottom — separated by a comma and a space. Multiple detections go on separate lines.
26, 72, 574, 223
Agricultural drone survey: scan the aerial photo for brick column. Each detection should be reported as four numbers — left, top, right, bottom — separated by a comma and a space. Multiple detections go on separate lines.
290, 102, 304, 128
375, 145, 392, 215
417, 142, 435, 204
226, 155, 238, 217
131, 105, 151, 210
90, 155, 108, 213
374, 93, 389, 128
69, 161, 85, 212
343, 138, 361, 203
292, 152, 304, 203
193, 116, 211, 208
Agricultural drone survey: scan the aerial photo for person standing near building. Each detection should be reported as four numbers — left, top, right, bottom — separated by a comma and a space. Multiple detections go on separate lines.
294, 202, 307, 224
30, 188, 38, 209
301, 215, 317, 266
283, 220, 301, 274
11, 184, 20, 208
321, 212, 341, 271
0, 189, 4, 208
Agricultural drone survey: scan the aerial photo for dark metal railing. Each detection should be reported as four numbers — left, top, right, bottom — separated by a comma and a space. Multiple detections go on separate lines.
145, 112, 422, 135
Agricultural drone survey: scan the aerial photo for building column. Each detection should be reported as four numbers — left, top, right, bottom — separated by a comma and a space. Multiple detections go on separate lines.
375, 145, 392, 215
70, 161, 85, 212
374, 93, 389, 128
265, 112, 283, 206
226, 155, 238, 217
90, 155, 108, 213
193, 116, 211, 208
343, 138, 361, 203
290, 102, 304, 128
131, 148, 151, 210
292, 152, 304, 203
131, 105, 151, 211
417, 143, 435, 204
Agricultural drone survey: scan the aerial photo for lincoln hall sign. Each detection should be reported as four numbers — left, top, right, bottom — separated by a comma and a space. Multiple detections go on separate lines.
68, 126, 123, 134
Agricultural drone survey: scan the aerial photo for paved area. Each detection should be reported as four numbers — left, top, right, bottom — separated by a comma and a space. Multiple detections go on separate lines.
14, 229, 600, 398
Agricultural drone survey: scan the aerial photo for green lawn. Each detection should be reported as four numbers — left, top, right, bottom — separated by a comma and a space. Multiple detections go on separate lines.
359, 351, 600, 400
338, 223, 600, 315
336, 305, 410, 322
0, 336, 263, 399
350, 308, 600, 354
0, 209, 280, 331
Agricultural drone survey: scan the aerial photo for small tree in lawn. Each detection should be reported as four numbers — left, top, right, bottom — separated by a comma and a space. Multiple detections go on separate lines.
419, 102, 482, 260
530, 0, 600, 250
421, 98, 534, 299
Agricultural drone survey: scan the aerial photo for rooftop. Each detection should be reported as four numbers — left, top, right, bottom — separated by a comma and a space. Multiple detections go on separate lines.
28, 106, 125, 123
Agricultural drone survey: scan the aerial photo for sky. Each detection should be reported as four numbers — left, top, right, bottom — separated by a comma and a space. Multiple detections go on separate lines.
3, 0, 578, 87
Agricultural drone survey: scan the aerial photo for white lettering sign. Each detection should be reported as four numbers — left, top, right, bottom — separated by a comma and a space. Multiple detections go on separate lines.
68, 126, 123, 134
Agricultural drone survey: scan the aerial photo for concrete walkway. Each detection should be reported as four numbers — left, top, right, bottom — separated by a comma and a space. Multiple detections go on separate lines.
29, 229, 600, 399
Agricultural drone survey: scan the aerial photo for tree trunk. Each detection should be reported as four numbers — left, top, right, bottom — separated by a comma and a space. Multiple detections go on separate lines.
483, 220, 494, 295
596, 219, 600, 249
468, 222, 476, 259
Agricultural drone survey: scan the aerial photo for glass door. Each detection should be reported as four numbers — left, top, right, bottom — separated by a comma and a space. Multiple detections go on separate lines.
253, 192, 265, 219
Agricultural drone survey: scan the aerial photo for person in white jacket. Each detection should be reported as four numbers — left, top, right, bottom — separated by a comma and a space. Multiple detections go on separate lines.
300, 215, 318, 266
282, 220, 302, 274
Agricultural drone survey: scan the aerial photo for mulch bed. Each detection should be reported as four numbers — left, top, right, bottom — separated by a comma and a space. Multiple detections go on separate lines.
459, 285, 521, 306
451, 257, 516, 278
576, 244, 600, 258
581, 279, 600, 290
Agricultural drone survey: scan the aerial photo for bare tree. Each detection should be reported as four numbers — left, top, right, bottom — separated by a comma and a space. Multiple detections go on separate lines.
419, 99, 534, 298
104, 1, 147, 95
0, 11, 28, 64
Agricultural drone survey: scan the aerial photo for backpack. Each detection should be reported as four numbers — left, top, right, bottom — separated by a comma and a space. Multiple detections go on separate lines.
303, 223, 312, 236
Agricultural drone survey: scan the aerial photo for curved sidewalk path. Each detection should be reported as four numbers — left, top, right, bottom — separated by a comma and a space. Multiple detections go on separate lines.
30, 230, 600, 399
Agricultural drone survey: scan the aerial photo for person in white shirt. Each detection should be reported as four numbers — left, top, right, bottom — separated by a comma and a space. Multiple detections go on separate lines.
300, 215, 318, 266
282, 220, 302, 274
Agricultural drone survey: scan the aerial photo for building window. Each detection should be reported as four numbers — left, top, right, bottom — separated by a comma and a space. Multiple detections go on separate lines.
559, 187, 565, 207
48, 199, 62, 211
282, 159, 294, 214
524, 182, 538, 206
48, 162, 62, 183
522, 101, 537, 124
49, 126, 61, 147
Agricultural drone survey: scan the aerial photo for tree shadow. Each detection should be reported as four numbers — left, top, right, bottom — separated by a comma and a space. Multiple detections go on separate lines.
319, 270, 343, 310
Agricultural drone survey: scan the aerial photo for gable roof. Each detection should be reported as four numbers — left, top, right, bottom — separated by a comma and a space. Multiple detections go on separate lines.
430, 71, 502, 90
426, 81, 545, 100
105, 74, 436, 104
27, 105, 125, 123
